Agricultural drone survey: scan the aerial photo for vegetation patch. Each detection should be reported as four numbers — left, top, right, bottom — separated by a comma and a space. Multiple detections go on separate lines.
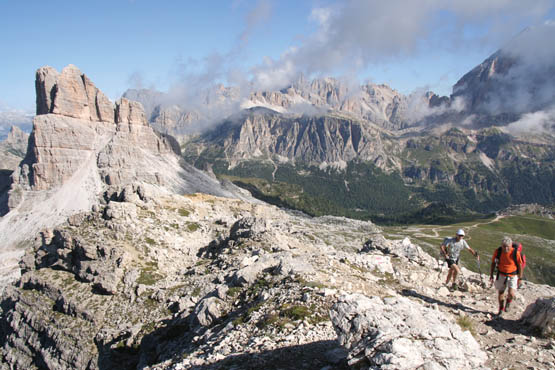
186, 222, 200, 232
137, 261, 162, 285
191, 286, 202, 297
178, 208, 191, 217
281, 304, 312, 321
227, 287, 242, 297
456, 315, 476, 336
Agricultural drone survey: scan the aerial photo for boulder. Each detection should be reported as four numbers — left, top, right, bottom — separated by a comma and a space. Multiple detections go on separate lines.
230, 255, 277, 286
229, 217, 267, 241
362, 235, 434, 266
191, 296, 225, 327
330, 293, 488, 369
521, 297, 555, 337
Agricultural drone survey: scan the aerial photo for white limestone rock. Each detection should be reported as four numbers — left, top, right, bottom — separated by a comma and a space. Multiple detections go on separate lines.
330, 293, 488, 369
521, 297, 555, 337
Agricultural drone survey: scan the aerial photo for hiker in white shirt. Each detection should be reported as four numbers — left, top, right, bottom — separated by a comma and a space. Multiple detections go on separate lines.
440, 229, 479, 288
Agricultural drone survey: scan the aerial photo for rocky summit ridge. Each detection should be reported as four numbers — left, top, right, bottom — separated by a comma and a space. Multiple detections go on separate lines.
0, 65, 251, 288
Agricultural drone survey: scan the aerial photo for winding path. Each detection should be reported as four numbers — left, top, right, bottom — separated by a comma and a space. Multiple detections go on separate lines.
408, 214, 507, 240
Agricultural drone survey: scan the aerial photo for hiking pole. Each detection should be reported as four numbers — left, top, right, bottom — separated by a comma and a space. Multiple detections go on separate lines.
476, 254, 485, 288
436, 258, 445, 282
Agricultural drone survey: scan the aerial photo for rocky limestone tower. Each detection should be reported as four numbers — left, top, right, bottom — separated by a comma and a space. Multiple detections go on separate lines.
0, 65, 250, 288
9, 64, 181, 196
0, 65, 186, 273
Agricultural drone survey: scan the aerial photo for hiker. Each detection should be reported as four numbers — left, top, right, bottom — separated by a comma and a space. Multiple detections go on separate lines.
490, 237, 523, 315
440, 229, 479, 288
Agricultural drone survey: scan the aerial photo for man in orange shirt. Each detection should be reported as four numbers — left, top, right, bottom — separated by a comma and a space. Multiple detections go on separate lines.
490, 237, 523, 316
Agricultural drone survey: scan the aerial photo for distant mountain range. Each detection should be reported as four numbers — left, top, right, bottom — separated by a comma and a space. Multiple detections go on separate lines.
0, 110, 33, 141
122, 24, 555, 223
2, 25, 553, 224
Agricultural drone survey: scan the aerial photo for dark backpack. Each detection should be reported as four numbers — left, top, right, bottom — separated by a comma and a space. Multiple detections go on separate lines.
495, 242, 526, 276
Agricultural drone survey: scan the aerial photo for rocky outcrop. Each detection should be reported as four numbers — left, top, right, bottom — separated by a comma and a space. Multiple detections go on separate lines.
362, 235, 435, 266
13, 65, 180, 193
521, 297, 555, 337
0, 65, 252, 287
36, 65, 114, 122
330, 293, 488, 369
0, 126, 28, 161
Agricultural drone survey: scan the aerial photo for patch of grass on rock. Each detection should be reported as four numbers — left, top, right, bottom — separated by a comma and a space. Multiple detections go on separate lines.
186, 222, 200, 232
456, 315, 476, 336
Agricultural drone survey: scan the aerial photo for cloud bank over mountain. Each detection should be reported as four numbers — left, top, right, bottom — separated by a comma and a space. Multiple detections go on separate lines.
123, 1, 552, 128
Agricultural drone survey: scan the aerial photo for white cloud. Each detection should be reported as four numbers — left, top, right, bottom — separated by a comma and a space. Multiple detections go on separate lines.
124, 0, 555, 128
506, 106, 555, 134
249, 0, 553, 89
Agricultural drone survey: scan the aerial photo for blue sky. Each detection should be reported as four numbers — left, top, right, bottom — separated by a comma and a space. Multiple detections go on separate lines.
1, 0, 554, 112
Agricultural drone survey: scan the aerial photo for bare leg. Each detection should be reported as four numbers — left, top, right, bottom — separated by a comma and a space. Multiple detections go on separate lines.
507, 287, 516, 301
505, 287, 516, 311
452, 264, 461, 283
498, 291, 505, 313
446, 266, 454, 284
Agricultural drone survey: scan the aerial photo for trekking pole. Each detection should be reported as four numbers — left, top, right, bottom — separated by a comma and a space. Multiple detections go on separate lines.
436, 258, 445, 282
476, 254, 485, 288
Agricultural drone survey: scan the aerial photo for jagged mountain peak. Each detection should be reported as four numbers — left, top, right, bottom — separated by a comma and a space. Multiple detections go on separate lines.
451, 22, 555, 118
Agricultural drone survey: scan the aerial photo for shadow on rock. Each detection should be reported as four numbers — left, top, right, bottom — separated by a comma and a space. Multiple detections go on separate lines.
188, 340, 349, 370
484, 316, 540, 337
401, 289, 490, 315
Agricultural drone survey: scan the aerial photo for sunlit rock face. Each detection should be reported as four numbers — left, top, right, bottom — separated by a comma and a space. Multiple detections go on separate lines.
11, 64, 181, 194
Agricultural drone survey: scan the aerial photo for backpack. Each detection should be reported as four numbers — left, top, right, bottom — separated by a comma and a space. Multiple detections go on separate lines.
495, 242, 526, 276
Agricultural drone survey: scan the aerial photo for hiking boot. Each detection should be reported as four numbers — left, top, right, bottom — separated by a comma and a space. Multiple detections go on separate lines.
450, 282, 458, 291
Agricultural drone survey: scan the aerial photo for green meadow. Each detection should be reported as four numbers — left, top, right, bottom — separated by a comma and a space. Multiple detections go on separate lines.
383, 214, 555, 287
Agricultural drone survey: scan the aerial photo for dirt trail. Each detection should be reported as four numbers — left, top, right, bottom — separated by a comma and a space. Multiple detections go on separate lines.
406, 265, 555, 370
406, 214, 508, 241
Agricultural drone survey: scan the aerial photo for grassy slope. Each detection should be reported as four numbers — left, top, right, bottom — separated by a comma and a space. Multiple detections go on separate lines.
383, 214, 555, 286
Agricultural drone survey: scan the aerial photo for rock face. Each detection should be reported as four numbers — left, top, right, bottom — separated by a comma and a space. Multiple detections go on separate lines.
186, 107, 393, 170
330, 293, 488, 369
13, 65, 176, 193
36, 65, 115, 122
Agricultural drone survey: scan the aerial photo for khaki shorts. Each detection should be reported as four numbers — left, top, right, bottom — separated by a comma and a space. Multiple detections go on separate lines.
495, 274, 518, 292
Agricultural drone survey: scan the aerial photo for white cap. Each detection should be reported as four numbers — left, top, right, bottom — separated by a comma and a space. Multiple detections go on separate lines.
456, 229, 465, 236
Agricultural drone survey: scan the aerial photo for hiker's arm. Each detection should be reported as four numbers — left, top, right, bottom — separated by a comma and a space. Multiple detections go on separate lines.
469, 247, 479, 259
489, 261, 495, 280
440, 244, 447, 258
